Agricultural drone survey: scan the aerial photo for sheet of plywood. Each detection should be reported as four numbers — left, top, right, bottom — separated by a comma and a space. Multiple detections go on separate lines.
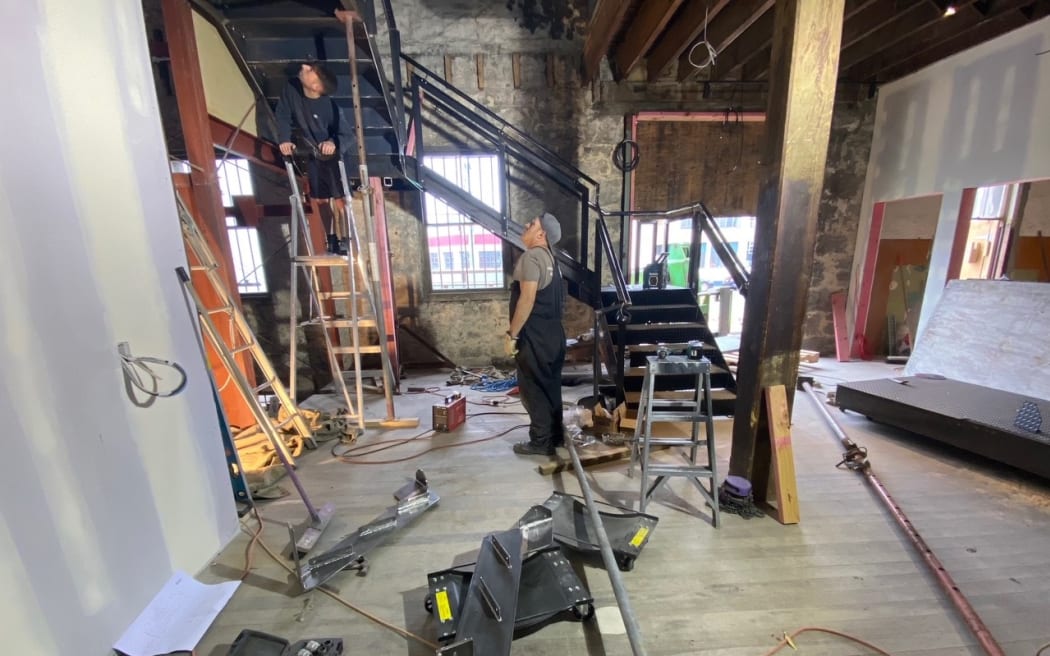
765, 385, 800, 525
905, 280, 1050, 400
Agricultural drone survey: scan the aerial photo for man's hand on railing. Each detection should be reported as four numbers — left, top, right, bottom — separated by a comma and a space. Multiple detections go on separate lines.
279, 142, 295, 156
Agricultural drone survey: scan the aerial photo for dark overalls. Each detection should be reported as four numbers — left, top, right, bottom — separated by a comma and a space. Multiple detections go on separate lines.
510, 248, 566, 449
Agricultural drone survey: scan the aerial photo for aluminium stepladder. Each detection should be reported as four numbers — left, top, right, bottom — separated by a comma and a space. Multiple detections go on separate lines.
632, 354, 721, 527
284, 159, 416, 431
176, 200, 335, 553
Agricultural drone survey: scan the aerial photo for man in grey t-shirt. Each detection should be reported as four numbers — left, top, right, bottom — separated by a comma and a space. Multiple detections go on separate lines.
506, 212, 565, 456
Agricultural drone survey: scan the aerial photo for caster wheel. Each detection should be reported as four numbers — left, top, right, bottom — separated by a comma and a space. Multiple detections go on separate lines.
572, 602, 595, 621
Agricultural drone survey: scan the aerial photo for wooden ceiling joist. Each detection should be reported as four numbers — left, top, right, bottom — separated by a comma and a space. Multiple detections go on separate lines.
838, 2, 946, 71
879, 2, 1050, 81
645, 0, 732, 80
846, 0, 1042, 81
583, 0, 632, 82
613, 0, 684, 79
736, 0, 889, 81
708, 7, 775, 79
677, 0, 775, 81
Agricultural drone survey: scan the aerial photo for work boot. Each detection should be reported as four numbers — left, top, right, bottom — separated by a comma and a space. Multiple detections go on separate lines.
513, 441, 555, 456
327, 234, 339, 254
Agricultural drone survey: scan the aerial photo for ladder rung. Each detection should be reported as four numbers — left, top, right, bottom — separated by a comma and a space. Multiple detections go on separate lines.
645, 464, 715, 477
642, 411, 710, 422
638, 437, 708, 448
206, 303, 235, 315
252, 381, 274, 394
300, 318, 378, 329
274, 415, 298, 429
333, 345, 383, 354
318, 291, 361, 300
231, 342, 255, 355
295, 255, 350, 267
189, 264, 213, 272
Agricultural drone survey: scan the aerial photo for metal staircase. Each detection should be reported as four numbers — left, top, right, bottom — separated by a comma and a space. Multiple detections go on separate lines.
189, 0, 746, 419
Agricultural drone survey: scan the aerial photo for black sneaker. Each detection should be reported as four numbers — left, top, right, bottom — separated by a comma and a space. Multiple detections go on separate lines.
326, 234, 339, 254
512, 441, 555, 456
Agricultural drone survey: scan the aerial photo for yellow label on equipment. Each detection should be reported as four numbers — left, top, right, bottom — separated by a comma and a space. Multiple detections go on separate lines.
629, 526, 650, 547
435, 590, 453, 622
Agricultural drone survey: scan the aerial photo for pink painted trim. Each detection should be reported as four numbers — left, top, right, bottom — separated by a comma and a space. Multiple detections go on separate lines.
851, 202, 886, 359
635, 111, 765, 122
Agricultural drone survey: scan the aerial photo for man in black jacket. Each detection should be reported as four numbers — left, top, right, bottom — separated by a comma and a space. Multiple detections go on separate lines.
275, 62, 353, 254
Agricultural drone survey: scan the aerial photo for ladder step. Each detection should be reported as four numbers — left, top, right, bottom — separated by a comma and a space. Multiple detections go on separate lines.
645, 464, 715, 477
295, 255, 351, 267
206, 303, 235, 315
252, 380, 274, 394
300, 318, 378, 329
333, 345, 383, 354
318, 291, 366, 301
642, 411, 711, 422
274, 415, 298, 429
638, 437, 709, 448
189, 264, 214, 272
231, 342, 255, 355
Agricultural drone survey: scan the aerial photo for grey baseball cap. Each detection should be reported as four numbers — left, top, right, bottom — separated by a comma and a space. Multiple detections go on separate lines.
539, 212, 561, 245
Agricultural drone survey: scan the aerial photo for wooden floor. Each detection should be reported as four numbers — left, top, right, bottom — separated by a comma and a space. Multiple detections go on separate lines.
196, 360, 1050, 656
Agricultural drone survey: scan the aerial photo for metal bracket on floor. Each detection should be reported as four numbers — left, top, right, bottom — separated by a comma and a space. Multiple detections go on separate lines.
295, 470, 439, 592
433, 528, 524, 656
541, 491, 658, 571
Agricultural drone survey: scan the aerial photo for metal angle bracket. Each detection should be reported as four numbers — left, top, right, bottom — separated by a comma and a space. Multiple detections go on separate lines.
297, 472, 439, 592
435, 528, 523, 656
426, 545, 594, 644
542, 491, 658, 571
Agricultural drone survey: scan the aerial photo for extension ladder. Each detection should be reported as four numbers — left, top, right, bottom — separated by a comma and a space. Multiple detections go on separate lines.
177, 198, 316, 454
631, 354, 721, 527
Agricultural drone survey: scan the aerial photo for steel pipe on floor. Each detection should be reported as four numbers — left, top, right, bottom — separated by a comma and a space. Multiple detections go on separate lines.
565, 438, 648, 656
801, 382, 1005, 656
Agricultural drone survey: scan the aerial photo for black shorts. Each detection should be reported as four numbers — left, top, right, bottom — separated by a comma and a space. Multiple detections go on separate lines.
307, 157, 347, 200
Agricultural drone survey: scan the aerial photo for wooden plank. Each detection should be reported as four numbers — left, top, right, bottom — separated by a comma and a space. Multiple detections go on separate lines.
538, 443, 630, 475
830, 290, 850, 362
764, 385, 800, 525
613, 0, 684, 79
582, 0, 632, 82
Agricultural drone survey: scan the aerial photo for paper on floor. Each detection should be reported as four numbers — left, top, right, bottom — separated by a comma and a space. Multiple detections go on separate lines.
113, 571, 239, 656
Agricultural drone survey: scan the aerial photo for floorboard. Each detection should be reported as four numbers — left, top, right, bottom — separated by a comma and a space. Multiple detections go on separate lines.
194, 360, 1050, 656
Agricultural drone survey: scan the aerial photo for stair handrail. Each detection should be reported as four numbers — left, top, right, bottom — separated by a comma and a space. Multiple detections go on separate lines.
401, 54, 599, 193
346, 1, 407, 164
596, 215, 632, 311
698, 202, 751, 295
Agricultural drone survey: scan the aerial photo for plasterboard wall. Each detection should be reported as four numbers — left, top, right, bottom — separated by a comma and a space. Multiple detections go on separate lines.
880, 195, 942, 240
194, 10, 259, 136
849, 17, 1050, 344
0, 1, 238, 654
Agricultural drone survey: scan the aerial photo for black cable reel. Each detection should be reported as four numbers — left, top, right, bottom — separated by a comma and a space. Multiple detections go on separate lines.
612, 139, 640, 172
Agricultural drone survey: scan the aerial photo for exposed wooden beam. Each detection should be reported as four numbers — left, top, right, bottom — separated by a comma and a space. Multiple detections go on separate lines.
613, 0, 684, 79
878, 3, 1050, 81
646, 0, 732, 80
838, 1, 944, 71
678, 0, 775, 81
583, 0, 632, 82
848, 0, 1041, 81
730, 0, 846, 484
709, 8, 775, 79
747, 0, 928, 79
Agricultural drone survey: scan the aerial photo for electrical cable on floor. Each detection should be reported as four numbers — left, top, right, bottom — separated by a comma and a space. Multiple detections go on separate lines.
759, 626, 893, 656
331, 423, 529, 465
1036, 641, 1050, 656
237, 510, 438, 651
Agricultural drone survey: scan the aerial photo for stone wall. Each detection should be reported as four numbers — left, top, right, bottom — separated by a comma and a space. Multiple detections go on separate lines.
802, 98, 877, 355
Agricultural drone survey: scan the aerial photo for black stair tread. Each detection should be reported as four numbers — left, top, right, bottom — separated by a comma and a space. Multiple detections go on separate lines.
628, 343, 717, 352
613, 322, 709, 331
